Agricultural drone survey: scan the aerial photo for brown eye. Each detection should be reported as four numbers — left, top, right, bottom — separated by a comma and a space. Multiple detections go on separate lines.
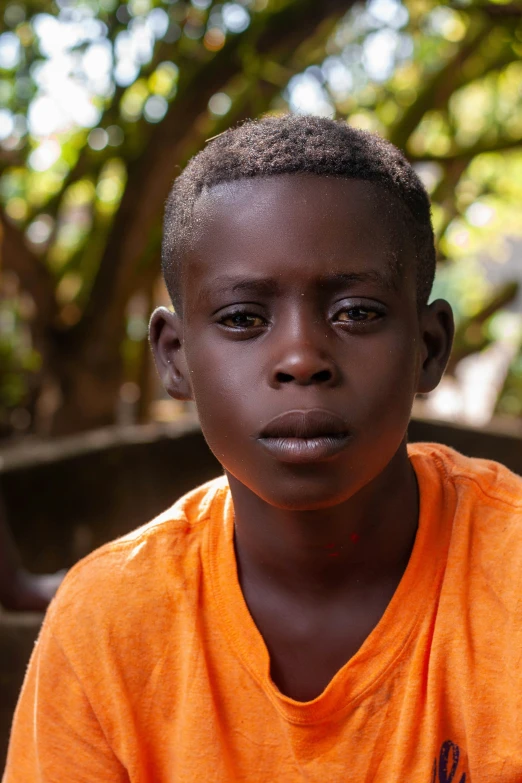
337, 308, 379, 322
221, 312, 265, 329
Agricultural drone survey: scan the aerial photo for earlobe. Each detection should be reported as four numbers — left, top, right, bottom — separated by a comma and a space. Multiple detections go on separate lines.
417, 299, 455, 394
149, 306, 193, 401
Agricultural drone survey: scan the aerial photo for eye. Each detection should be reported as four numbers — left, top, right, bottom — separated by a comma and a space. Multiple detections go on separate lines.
335, 307, 382, 323
219, 311, 266, 329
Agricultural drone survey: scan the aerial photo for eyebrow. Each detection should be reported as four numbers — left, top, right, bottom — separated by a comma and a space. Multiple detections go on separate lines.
315, 270, 400, 291
199, 267, 399, 301
202, 276, 280, 298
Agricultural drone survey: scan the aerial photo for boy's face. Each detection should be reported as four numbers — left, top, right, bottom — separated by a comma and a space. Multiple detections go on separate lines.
151, 175, 453, 510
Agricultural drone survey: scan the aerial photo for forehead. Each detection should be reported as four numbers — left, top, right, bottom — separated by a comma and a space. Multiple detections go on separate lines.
185, 174, 416, 297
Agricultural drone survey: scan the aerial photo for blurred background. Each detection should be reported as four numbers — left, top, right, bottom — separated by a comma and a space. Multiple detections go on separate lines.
1, 0, 522, 763
0, 0, 522, 442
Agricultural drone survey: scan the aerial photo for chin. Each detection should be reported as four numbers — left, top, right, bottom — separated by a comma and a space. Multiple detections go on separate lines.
254, 476, 362, 512
223, 450, 380, 511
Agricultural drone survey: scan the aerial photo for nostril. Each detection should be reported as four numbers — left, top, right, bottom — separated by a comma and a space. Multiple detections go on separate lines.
275, 368, 333, 385
276, 372, 294, 384
312, 369, 332, 383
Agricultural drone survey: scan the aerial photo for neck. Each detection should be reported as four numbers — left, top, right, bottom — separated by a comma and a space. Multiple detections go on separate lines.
228, 442, 419, 598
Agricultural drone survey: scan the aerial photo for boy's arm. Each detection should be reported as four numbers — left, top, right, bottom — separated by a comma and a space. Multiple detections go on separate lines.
3, 614, 128, 783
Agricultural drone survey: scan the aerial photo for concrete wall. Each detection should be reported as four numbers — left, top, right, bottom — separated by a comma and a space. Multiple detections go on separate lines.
0, 421, 221, 573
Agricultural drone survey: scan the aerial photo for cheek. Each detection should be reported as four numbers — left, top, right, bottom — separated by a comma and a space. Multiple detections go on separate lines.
385, 338, 420, 393
349, 332, 420, 419
184, 339, 258, 444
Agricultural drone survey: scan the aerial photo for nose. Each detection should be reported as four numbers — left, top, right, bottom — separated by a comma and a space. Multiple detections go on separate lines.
270, 333, 339, 388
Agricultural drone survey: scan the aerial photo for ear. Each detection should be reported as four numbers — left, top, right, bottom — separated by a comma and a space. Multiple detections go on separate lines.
149, 307, 193, 401
417, 298, 455, 394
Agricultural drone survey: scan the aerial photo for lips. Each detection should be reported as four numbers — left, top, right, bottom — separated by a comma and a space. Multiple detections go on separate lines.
257, 409, 351, 463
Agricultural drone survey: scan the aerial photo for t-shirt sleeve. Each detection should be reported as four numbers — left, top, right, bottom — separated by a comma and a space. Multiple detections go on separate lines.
3, 612, 129, 783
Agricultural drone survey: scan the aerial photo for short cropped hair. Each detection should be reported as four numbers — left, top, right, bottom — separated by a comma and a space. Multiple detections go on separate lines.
162, 115, 436, 309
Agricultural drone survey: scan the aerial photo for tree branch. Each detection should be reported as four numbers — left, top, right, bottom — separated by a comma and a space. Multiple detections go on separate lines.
451, 2, 522, 19
388, 21, 491, 149
410, 135, 522, 163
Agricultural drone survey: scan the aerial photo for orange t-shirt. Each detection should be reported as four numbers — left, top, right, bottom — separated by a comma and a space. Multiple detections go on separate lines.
4, 443, 522, 782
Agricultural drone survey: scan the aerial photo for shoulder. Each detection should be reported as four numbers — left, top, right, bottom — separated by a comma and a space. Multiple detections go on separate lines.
410, 445, 522, 678
46, 476, 229, 649
408, 441, 522, 513
409, 442, 522, 607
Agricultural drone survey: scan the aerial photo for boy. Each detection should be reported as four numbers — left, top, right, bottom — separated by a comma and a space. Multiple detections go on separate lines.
4, 115, 522, 782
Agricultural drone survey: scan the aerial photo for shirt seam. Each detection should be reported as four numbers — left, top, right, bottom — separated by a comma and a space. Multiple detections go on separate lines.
413, 444, 522, 511
450, 472, 522, 510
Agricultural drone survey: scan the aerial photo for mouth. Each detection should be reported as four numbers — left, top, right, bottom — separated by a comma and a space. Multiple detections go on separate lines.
257, 409, 352, 464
